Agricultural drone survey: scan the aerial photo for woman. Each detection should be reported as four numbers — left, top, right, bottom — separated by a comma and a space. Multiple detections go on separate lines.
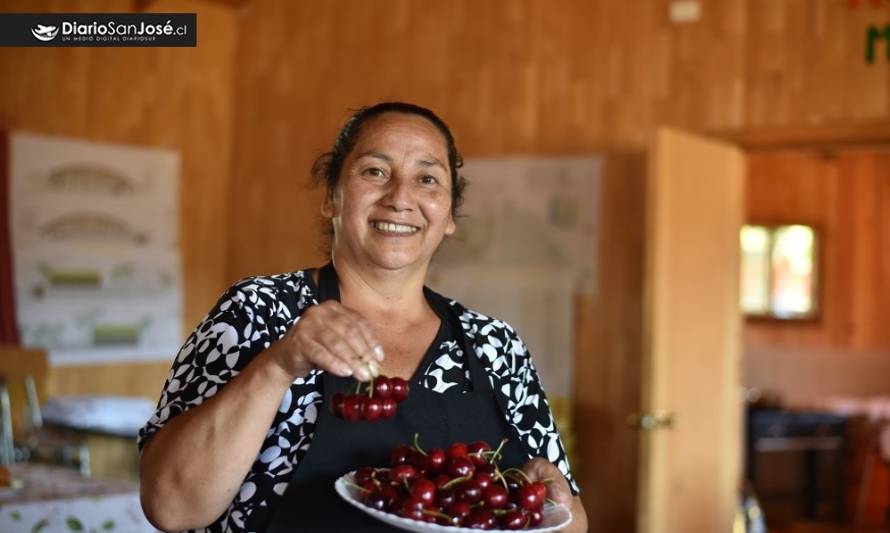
139, 102, 588, 532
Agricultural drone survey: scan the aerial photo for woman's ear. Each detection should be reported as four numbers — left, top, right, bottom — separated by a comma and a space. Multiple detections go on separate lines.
321, 191, 335, 218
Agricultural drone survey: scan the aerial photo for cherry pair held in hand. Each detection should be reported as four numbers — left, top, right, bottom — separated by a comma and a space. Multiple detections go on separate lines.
332, 375, 410, 422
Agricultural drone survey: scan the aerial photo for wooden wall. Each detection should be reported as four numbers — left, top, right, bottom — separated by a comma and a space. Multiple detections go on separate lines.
744, 147, 890, 405
0, 0, 239, 398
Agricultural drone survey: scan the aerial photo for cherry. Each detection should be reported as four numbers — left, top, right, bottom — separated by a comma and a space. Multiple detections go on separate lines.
341, 395, 364, 422
528, 507, 544, 526
380, 397, 397, 419
456, 479, 483, 504
390, 377, 409, 402
390, 445, 411, 466
363, 396, 382, 421
354, 467, 375, 485
464, 508, 496, 529
483, 483, 509, 509
448, 442, 468, 460
391, 464, 417, 483
433, 474, 451, 489
474, 470, 494, 491
373, 376, 392, 398
517, 482, 547, 510
398, 497, 425, 520
500, 508, 530, 530
410, 477, 436, 507
363, 490, 387, 511
467, 440, 491, 467
435, 486, 456, 507
447, 456, 475, 479
425, 448, 447, 474
379, 485, 400, 508
437, 513, 463, 527
446, 501, 472, 521
332, 392, 346, 417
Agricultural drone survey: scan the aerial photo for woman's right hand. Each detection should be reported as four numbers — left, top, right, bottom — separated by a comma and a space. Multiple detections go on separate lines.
270, 300, 384, 382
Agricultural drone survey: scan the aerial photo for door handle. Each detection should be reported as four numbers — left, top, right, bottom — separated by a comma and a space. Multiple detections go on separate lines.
627, 411, 676, 430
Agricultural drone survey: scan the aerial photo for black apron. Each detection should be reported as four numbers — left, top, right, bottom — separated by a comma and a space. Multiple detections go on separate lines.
264, 263, 527, 532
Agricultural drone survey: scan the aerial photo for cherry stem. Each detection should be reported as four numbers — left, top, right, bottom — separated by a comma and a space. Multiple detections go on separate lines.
546, 497, 559, 506
345, 479, 371, 494
488, 438, 509, 464
442, 474, 472, 489
368, 377, 374, 398
353, 381, 361, 395
501, 468, 533, 484
412, 433, 427, 455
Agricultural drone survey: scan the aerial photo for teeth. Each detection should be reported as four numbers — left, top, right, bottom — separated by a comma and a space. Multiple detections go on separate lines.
372, 221, 418, 234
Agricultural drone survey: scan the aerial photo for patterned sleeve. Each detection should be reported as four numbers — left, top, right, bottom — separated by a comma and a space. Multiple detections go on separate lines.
497, 324, 581, 495
137, 277, 282, 452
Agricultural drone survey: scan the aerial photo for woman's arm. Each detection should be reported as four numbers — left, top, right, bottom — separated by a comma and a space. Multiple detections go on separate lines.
140, 348, 295, 531
140, 296, 384, 531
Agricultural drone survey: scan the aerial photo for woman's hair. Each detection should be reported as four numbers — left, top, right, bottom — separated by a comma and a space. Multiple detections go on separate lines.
311, 102, 467, 217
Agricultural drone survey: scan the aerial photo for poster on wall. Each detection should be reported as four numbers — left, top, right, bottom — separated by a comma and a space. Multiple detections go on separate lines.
9, 132, 182, 366
428, 156, 601, 405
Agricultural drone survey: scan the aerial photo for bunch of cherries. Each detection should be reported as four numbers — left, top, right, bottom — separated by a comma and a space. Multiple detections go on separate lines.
332, 375, 410, 422
348, 435, 551, 530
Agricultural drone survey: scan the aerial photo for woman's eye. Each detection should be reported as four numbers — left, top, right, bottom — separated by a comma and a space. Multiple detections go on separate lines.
364, 167, 386, 178
419, 175, 439, 185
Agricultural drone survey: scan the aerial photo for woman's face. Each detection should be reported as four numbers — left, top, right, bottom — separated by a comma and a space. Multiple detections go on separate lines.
323, 112, 456, 273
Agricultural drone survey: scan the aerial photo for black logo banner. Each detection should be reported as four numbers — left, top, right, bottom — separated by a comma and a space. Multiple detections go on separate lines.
0, 13, 196, 47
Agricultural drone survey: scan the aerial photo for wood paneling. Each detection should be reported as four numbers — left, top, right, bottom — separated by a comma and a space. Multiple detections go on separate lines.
573, 153, 646, 532
0, 0, 239, 397
744, 147, 890, 351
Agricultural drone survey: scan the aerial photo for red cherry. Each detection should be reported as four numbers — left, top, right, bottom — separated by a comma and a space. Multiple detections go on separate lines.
517, 482, 547, 510
410, 477, 436, 507
379, 397, 397, 419
398, 496, 425, 520
528, 507, 544, 526
342, 395, 364, 422
447, 456, 475, 479
446, 501, 472, 520
363, 396, 382, 421
391, 464, 417, 483
332, 392, 347, 417
435, 485, 456, 507
354, 466, 375, 485
467, 440, 491, 467
373, 376, 392, 398
464, 508, 496, 529
483, 483, 509, 509
500, 508, 529, 530
433, 474, 451, 489
474, 470, 494, 491
391, 445, 411, 466
390, 377, 409, 402
363, 490, 387, 510
379, 484, 400, 508
425, 448, 447, 474
456, 478, 484, 503
448, 442, 468, 460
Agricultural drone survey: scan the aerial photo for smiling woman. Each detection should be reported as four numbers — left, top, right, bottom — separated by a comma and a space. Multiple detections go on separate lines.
137, 102, 588, 533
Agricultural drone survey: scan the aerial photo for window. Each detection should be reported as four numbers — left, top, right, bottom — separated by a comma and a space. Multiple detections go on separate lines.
740, 224, 819, 319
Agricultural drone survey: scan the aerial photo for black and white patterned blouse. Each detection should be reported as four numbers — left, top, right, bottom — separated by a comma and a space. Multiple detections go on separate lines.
139, 269, 579, 533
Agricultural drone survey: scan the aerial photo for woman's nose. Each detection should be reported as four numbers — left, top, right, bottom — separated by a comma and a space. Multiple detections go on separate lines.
381, 176, 414, 211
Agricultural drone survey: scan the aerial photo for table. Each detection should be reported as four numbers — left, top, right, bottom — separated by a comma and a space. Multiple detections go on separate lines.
0, 463, 156, 532
746, 409, 849, 523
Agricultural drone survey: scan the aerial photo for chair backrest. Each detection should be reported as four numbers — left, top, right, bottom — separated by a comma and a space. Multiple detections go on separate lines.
0, 345, 48, 436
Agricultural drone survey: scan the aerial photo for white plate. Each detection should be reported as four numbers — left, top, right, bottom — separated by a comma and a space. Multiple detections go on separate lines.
335, 471, 573, 532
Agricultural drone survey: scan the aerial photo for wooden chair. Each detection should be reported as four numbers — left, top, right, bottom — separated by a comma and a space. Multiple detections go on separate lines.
0, 345, 89, 475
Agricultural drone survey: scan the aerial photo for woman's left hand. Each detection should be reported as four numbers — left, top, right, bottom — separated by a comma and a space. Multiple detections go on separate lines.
522, 457, 588, 532
521, 457, 573, 508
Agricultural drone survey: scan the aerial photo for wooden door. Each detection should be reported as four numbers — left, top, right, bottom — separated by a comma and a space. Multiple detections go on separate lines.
638, 128, 745, 533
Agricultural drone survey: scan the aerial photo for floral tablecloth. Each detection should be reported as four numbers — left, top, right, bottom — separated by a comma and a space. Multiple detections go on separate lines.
0, 463, 156, 532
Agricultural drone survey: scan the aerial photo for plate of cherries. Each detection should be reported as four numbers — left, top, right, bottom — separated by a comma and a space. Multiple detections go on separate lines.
335, 436, 572, 531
